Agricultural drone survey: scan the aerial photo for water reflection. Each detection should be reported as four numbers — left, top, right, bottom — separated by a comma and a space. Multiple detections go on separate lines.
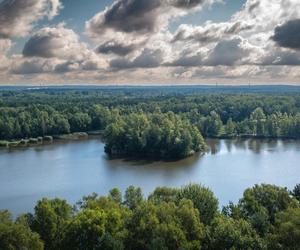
0, 138, 300, 216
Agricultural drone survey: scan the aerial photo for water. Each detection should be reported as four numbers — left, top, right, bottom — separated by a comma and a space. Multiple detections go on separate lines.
0, 138, 300, 216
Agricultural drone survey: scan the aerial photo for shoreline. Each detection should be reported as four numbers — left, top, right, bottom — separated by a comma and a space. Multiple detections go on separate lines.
1, 131, 300, 151
0, 131, 104, 150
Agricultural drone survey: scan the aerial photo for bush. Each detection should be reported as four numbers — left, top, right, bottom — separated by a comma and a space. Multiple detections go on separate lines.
28, 138, 38, 144
43, 136, 53, 142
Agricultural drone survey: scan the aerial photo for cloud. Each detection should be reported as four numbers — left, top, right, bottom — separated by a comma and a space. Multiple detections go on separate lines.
22, 24, 91, 61
0, 0, 63, 38
261, 48, 300, 66
88, 0, 162, 35
54, 61, 80, 73
10, 24, 108, 75
11, 55, 106, 75
0, 39, 11, 54
170, 0, 300, 69
110, 49, 163, 69
173, 0, 215, 9
205, 38, 250, 66
272, 19, 300, 50
96, 41, 138, 56
0, 39, 11, 71
3, 0, 300, 84
165, 51, 203, 67
172, 21, 253, 44
10, 57, 58, 75
86, 0, 216, 37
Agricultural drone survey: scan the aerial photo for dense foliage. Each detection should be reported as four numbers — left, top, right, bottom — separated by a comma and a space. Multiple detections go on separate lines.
2, 89, 300, 158
0, 183, 299, 250
104, 112, 206, 159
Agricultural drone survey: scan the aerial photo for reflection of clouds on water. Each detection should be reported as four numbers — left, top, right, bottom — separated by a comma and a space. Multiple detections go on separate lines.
1, 137, 300, 217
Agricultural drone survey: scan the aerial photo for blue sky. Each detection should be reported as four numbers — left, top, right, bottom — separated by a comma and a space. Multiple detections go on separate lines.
0, 0, 299, 85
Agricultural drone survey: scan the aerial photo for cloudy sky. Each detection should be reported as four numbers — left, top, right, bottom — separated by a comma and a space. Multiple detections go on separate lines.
0, 0, 300, 85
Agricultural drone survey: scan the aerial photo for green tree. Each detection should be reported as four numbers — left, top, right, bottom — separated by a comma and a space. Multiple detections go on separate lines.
89, 105, 111, 130
62, 209, 106, 250
69, 112, 91, 132
126, 200, 205, 250
250, 108, 266, 136
207, 111, 223, 137
124, 186, 143, 210
225, 118, 236, 136
148, 187, 178, 204
0, 210, 43, 250
52, 113, 70, 134
238, 184, 298, 235
291, 184, 300, 203
208, 215, 265, 249
176, 184, 219, 225
109, 188, 122, 204
269, 208, 300, 250
30, 198, 72, 250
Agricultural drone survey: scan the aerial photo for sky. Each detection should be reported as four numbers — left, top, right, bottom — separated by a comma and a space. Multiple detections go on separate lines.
0, 0, 300, 85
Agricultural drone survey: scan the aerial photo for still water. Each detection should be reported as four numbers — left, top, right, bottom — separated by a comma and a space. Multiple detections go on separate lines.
1, 138, 300, 216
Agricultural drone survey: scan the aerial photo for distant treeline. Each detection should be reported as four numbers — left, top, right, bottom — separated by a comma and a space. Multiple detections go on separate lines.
1, 183, 300, 250
1, 91, 300, 157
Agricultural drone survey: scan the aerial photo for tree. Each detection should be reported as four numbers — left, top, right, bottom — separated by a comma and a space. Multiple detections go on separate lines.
69, 112, 91, 132
104, 112, 206, 159
250, 108, 266, 136
225, 118, 236, 136
291, 183, 300, 203
206, 111, 223, 137
62, 209, 107, 250
148, 187, 178, 204
269, 208, 300, 250
208, 215, 265, 249
89, 105, 111, 130
126, 200, 205, 250
176, 184, 219, 225
52, 113, 70, 134
238, 184, 298, 235
30, 198, 72, 250
109, 188, 122, 204
0, 210, 43, 250
124, 186, 143, 210
266, 113, 281, 137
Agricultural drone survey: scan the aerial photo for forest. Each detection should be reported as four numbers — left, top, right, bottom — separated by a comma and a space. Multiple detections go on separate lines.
0, 183, 299, 250
1, 89, 300, 158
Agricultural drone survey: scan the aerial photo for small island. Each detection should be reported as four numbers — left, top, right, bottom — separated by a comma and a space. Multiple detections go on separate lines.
103, 111, 206, 159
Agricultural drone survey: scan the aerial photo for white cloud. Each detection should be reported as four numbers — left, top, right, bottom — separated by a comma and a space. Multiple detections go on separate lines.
0, 0, 63, 38
23, 23, 92, 61
2, 0, 300, 84
0, 39, 11, 71
8, 24, 108, 75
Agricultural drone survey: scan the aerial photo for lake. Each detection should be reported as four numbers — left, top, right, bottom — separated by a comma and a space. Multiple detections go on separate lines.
1, 138, 300, 216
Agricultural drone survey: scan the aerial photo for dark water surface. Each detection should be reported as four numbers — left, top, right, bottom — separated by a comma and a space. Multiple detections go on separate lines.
1, 138, 300, 216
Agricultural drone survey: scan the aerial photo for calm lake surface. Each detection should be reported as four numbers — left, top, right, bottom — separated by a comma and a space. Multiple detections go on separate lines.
1, 138, 300, 216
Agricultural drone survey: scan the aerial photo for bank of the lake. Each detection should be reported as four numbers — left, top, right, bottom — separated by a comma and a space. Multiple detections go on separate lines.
0, 138, 300, 216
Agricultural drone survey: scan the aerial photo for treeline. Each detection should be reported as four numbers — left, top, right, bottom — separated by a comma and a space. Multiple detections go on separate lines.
104, 111, 206, 159
1, 183, 300, 250
0, 104, 111, 140
2, 91, 300, 142
186, 108, 300, 138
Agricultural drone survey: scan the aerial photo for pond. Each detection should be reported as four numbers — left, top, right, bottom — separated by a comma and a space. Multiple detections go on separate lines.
0, 138, 300, 216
